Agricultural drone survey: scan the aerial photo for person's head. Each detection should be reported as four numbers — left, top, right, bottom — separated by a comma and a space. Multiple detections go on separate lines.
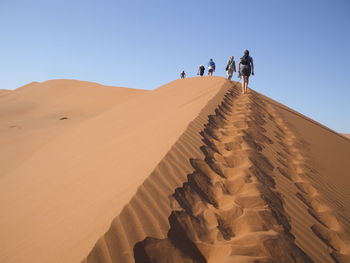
209, 58, 213, 62
231, 56, 234, 59
244, 50, 249, 56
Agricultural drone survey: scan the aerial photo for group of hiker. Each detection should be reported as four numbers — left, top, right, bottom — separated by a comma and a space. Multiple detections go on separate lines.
180, 50, 254, 94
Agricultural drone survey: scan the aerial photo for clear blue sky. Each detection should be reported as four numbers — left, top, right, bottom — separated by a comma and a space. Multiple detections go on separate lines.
1, 0, 349, 132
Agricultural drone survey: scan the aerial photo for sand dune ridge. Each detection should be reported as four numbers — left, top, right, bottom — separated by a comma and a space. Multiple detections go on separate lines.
84, 83, 350, 263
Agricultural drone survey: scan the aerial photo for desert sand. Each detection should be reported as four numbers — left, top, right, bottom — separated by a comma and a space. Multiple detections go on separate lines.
0, 77, 229, 263
1, 77, 349, 263
342, 134, 350, 139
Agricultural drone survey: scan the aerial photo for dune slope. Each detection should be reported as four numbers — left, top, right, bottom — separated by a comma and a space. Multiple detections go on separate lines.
342, 134, 350, 139
0, 80, 147, 177
0, 77, 229, 263
84, 82, 350, 262
1, 77, 349, 263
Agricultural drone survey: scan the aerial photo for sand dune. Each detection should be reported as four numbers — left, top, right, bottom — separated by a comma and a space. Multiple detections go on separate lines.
342, 134, 350, 139
0, 89, 12, 98
1, 77, 349, 263
0, 77, 229, 263
0, 80, 147, 177
84, 81, 350, 263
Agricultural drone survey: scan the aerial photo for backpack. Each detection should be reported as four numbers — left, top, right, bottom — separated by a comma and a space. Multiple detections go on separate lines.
226, 58, 234, 70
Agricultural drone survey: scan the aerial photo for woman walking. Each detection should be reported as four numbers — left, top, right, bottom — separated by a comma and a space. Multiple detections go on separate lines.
226, 56, 236, 80
238, 50, 254, 94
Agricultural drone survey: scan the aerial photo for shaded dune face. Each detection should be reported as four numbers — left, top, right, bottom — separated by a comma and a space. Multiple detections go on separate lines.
84, 83, 350, 263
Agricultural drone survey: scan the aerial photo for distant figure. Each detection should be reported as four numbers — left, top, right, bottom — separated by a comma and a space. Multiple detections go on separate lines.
226, 56, 236, 80
238, 50, 254, 94
180, 70, 186, 79
208, 59, 216, 76
198, 65, 205, 76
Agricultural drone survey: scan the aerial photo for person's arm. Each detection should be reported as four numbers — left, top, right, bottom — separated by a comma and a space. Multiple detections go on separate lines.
251, 58, 254, 75
233, 61, 236, 72
238, 61, 241, 74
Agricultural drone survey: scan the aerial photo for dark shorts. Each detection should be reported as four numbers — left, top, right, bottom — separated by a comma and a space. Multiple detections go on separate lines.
240, 65, 251, 77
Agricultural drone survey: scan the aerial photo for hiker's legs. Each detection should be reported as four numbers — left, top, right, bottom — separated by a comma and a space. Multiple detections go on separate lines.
245, 76, 249, 93
227, 69, 233, 80
241, 77, 245, 94
242, 76, 248, 94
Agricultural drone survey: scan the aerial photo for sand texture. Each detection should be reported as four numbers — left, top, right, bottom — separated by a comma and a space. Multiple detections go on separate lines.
342, 134, 350, 139
0, 77, 229, 263
1, 77, 350, 263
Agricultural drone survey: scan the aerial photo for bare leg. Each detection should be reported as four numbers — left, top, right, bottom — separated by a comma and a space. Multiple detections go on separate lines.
241, 76, 245, 94
227, 70, 232, 80
245, 76, 249, 93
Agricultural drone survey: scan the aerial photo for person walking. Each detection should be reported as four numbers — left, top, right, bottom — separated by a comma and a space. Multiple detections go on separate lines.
207, 59, 216, 76
226, 56, 236, 80
198, 65, 205, 76
180, 70, 186, 79
238, 50, 254, 94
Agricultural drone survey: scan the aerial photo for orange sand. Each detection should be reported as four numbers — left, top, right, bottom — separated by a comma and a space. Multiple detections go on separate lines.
342, 134, 350, 139
0, 77, 228, 263
1, 77, 349, 263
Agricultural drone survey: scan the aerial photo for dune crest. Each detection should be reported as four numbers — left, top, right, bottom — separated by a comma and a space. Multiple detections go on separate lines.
134, 91, 313, 262
84, 82, 350, 263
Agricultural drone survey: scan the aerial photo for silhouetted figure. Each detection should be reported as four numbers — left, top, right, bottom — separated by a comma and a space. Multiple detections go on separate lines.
198, 65, 205, 76
180, 70, 186, 79
238, 50, 254, 94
